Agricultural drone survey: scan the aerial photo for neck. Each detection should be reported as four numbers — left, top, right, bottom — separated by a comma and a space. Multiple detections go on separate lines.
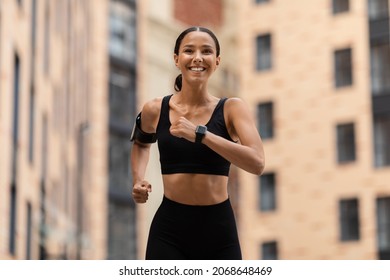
178, 81, 210, 105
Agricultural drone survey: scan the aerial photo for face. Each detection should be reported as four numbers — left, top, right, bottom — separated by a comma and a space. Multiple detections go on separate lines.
174, 31, 220, 85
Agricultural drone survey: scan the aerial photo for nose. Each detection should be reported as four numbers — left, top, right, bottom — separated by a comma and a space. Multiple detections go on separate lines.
193, 51, 203, 63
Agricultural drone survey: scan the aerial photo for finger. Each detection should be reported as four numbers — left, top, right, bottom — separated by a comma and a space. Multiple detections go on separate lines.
141, 181, 152, 192
145, 183, 152, 192
133, 193, 148, 204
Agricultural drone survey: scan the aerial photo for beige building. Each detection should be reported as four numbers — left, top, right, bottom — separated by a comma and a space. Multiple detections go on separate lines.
0, 0, 137, 260
237, 0, 390, 259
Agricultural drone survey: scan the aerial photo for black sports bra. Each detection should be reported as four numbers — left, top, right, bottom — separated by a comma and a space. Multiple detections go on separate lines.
156, 95, 233, 176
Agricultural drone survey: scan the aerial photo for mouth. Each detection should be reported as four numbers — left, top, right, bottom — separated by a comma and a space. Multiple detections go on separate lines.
189, 67, 206, 72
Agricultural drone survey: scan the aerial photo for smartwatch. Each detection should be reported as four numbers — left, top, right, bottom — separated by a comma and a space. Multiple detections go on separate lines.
195, 125, 207, 143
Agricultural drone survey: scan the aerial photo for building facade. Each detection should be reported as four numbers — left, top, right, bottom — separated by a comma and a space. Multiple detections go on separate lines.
107, 0, 138, 260
0, 0, 106, 259
238, 0, 390, 259
0, 0, 139, 260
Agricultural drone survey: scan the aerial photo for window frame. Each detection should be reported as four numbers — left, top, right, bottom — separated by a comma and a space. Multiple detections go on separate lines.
377, 197, 390, 259
339, 198, 360, 241
257, 102, 274, 140
259, 173, 276, 212
334, 48, 353, 88
336, 122, 356, 163
332, 0, 350, 14
256, 34, 272, 71
261, 241, 278, 260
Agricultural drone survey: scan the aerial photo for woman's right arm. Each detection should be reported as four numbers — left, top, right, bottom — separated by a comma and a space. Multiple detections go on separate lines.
130, 98, 161, 203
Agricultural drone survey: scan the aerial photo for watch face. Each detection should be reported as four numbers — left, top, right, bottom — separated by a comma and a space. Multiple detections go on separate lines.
196, 125, 207, 134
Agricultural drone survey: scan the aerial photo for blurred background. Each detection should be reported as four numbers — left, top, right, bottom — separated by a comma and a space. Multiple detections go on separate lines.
0, 0, 389, 260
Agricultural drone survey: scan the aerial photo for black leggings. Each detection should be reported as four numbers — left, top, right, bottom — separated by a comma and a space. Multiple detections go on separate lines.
145, 196, 242, 260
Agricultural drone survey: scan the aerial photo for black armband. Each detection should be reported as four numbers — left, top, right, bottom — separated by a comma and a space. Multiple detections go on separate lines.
130, 112, 157, 143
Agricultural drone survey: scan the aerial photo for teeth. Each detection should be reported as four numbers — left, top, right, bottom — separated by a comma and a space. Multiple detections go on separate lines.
190, 67, 205, 72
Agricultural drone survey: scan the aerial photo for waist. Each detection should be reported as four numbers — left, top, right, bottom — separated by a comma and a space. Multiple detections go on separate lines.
162, 173, 229, 205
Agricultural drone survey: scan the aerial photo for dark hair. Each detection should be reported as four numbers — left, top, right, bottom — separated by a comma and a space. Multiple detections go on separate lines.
174, 27, 221, 92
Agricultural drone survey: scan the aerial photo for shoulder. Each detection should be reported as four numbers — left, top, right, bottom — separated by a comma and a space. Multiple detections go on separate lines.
140, 96, 166, 132
224, 97, 249, 116
223, 97, 254, 125
142, 96, 164, 118
224, 97, 246, 106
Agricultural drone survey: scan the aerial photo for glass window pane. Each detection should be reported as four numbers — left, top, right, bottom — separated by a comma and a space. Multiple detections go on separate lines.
335, 48, 353, 88
107, 202, 136, 259
109, 1, 136, 63
377, 197, 390, 259
257, 102, 274, 139
256, 34, 272, 71
339, 199, 360, 241
337, 123, 356, 163
374, 115, 390, 167
259, 173, 276, 211
109, 69, 135, 123
370, 44, 390, 96
262, 241, 278, 260
333, 0, 350, 14
109, 134, 131, 194
368, 0, 389, 20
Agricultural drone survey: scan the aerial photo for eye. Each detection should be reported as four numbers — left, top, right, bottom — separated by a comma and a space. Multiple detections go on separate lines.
183, 49, 193, 54
203, 49, 213, 54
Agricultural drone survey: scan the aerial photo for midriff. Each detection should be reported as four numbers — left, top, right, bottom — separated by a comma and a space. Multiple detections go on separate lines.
162, 173, 229, 205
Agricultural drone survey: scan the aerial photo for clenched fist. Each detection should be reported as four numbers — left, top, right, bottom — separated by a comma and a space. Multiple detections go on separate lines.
169, 116, 197, 142
132, 180, 152, 203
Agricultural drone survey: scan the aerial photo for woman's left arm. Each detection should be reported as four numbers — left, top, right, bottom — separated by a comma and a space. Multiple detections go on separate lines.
202, 97, 265, 175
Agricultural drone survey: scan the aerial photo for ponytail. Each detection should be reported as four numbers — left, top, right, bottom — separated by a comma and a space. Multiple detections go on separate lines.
174, 74, 182, 92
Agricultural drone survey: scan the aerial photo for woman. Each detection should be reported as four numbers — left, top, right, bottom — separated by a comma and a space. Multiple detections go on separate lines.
131, 26, 265, 260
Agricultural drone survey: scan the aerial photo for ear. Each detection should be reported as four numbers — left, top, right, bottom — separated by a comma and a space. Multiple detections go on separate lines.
174, 54, 179, 68
215, 56, 221, 67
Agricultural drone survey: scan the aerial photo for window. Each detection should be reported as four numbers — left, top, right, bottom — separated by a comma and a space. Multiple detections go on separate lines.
43, 0, 50, 75
9, 185, 17, 255
333, 0, 349, 14
29, 90, 35, 163
257, 102, 274, 139
374, 115, 390, 167
370, 44, 390, 96
262, 241, 278, 260
334, 48, 353, 88
256, 34, 272, 71
109, 69, 135, 123
109, 1, 137, 63
26, 202, 32, 259
108, 0, 137, 260
377, 197, 390, 259
12, 54, 20, 180
259, 173, 276, 212
107, 202, 137, 259
255, 0, 270, 4
41, 116, 48, 180
109, 134, 131, 194
336, 123, 356, 163
368, 0, 389, 20
13, 54, 20, 147
339, 198, 360, 241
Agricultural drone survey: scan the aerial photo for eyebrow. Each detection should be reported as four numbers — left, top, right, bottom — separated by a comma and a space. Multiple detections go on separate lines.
182, 44, 214, 49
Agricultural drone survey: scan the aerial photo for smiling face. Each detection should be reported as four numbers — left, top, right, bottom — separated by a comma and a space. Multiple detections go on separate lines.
174, 31, 220, 88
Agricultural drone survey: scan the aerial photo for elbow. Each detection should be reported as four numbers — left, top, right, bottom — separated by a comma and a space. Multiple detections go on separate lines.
247, 157, 265, 176
255, 158, 265, 176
